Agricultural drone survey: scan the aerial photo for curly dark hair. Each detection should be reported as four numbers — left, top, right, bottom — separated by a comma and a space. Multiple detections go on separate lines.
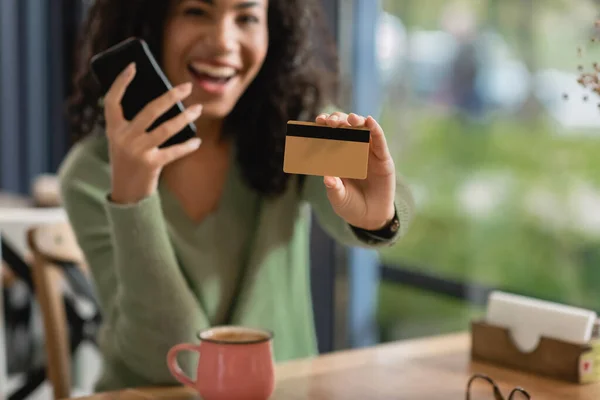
67, 0, 339, 196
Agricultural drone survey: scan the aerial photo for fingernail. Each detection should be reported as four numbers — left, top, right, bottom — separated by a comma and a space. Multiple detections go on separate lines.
186, 104, 202, 119
317, 113, 328, 119
188, 138, 202, 149
177, 82, 193, 96
330, 115, 339, 121
124, 63, 136, 77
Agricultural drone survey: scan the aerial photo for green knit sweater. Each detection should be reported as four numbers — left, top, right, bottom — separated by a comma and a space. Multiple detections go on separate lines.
58, 133, 414, 391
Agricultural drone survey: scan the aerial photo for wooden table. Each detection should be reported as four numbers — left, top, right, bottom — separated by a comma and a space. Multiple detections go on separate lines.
69, 332, 600, 399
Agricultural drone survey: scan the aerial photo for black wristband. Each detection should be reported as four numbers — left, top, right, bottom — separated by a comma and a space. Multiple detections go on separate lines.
349, 205, 400, 244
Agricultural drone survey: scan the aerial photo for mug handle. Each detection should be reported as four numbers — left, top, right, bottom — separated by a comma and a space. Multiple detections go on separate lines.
167, 343, 200, 388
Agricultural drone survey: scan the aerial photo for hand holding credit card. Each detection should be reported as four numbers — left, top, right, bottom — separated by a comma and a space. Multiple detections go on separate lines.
283, 112, 400, 233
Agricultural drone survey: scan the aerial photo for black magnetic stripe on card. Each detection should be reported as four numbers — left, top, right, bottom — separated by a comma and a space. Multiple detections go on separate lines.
286, 123, 370, 143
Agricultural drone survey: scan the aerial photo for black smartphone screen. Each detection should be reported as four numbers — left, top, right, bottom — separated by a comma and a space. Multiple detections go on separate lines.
90, 37, 196, 148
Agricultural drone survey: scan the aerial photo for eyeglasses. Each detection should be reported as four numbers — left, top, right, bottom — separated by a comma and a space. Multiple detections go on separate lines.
466, 373, 531, 400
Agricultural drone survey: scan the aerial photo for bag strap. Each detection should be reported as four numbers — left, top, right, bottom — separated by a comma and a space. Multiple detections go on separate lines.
1, 234, 34, 290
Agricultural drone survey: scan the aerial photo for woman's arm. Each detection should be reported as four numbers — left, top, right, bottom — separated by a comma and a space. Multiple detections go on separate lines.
301, 173, 414, 248
59, 140, 207, 384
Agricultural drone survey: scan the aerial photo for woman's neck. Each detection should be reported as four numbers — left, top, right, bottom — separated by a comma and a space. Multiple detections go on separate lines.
194, 116, 224, 145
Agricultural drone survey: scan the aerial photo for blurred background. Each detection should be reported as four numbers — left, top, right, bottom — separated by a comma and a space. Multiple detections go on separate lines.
376, 0, 600, 342
2, 0, 600, 398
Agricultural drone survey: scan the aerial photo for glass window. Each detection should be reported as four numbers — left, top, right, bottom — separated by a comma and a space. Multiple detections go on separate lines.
375, 0, 600, 342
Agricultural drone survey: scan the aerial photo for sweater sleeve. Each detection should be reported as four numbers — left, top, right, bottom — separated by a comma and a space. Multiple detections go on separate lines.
58, 138, 207, 384
301, 173, 415, 248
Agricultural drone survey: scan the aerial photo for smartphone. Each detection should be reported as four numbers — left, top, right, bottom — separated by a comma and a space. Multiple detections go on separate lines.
90, 37, 196, 148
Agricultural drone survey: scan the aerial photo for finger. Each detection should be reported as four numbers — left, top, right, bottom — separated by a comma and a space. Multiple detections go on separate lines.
129, 82, 193, 134
348, 113, 367, 127
141, 104, 202, 149
315, 113, 330, 124
155, 137, 202, 167
104, 63, 136, 130
365, 116, 391, 161
323, 176, 349, 209
326, 112, 350, 128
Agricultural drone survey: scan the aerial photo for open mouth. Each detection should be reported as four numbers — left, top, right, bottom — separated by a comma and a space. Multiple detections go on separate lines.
188, 62, 237, 85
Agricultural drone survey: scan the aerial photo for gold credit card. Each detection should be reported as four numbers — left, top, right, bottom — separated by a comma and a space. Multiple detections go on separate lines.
283, 121, 370, 179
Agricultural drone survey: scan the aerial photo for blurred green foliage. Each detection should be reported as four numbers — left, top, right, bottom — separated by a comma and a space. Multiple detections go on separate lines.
374, 0, 600, 342
377, 110, 600, 340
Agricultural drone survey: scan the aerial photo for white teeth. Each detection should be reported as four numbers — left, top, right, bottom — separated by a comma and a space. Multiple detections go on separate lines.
190, 62, 236, 78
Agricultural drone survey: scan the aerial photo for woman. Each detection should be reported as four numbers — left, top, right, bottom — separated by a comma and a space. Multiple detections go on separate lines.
59, 0, 414, 391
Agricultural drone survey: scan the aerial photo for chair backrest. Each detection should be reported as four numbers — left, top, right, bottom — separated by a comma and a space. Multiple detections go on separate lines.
26, 222, 85, 400
31, 174, 62, 208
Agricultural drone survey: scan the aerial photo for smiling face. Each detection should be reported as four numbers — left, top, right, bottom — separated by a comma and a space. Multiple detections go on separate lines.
162, 0, 269, 120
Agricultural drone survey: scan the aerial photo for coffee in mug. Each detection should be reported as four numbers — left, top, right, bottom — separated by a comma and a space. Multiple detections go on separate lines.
203, 329, 269, 343
167, 326, 275, 400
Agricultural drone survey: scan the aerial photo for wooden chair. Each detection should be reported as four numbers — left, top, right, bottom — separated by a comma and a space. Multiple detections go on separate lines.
26, 222, 100, 400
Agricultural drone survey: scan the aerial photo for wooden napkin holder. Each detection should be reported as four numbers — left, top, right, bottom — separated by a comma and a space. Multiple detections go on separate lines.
470, 320, 600, 384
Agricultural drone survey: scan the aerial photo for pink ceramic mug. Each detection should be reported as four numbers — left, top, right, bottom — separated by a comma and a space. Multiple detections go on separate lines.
167, 326, 275, 400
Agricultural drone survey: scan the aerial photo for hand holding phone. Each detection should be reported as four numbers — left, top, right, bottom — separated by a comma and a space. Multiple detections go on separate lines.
91, 37, 197, 147
90, 38, 203, 204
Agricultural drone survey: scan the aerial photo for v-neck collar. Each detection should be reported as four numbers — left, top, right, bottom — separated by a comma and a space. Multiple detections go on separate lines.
158, 146, 237, 233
